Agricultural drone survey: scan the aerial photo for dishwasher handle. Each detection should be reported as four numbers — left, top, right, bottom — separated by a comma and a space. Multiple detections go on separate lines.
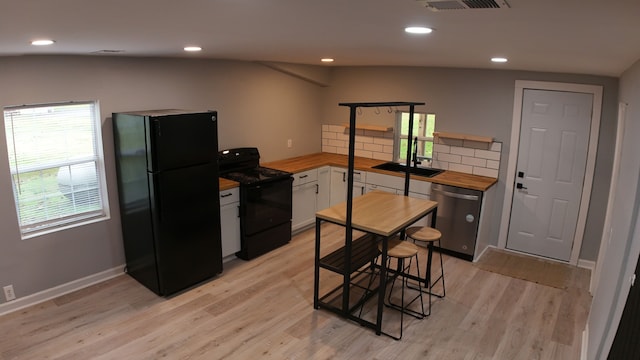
432, 188, 479, 201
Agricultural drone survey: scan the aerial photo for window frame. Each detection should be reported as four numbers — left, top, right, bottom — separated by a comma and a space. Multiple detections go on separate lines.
3, 101, 110, 239
394, 111, 436, 165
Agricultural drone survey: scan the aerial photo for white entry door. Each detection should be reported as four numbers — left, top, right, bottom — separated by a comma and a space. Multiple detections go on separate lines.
506, 89, 593, 261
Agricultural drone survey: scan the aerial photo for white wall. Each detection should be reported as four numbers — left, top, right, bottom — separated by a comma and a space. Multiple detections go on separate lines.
0, 55, 324, 305
587, 58, 640, 359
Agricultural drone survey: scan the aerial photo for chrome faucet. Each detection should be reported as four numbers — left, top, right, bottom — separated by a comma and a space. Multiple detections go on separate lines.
412, 137, 421, 168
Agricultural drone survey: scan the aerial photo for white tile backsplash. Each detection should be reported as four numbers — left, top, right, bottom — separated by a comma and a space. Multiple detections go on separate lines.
363, 143, 383, 152
487, 159, 500, 169
321, 124, 502, 179
461, 156, 487, 167
474, 149, 501, 161
322, 124, 394, 160
449, 163, 473, 173
473, 166, 499, 178
438, 153, 462, 163
432, 136, 502, 178
450, 146, 475, 157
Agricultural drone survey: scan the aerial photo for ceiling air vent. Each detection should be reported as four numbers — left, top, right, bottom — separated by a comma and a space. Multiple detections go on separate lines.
416, 0, 510, 11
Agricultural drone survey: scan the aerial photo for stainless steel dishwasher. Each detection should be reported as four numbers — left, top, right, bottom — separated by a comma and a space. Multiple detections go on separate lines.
430, 183, 482, 261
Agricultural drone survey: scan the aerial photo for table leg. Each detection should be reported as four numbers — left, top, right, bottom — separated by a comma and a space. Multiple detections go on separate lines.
376, 236, 388, 335
313, 218, 321, 309
425, 207, 438, 287
426, 243, 433, 288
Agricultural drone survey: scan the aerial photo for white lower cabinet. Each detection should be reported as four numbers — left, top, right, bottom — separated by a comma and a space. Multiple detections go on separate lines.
365, 171, 432, 227
292, 169, 318, 232
219, 188, 241, 261
329, 167, 366, 207
316, 166, 331, 211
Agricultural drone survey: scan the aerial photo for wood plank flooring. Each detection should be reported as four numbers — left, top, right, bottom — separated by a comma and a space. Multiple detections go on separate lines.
0, 223, 591, 360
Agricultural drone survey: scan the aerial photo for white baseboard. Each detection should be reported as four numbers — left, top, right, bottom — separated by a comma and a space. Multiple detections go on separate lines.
577, 259, 596, 295
0, 265, 125, 316
578, 259, 596, 271
473, 244, 496, 262
581, 325, 589, 360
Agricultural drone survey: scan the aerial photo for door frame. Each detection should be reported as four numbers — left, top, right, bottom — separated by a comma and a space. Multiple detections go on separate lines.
497, 80, 603, 265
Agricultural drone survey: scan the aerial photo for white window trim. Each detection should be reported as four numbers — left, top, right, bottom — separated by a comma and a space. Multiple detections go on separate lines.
394, 111, 435, 164
4, 101, 110, 239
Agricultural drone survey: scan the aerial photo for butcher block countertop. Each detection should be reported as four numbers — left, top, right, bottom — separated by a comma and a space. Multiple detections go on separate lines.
219, 177, 239, 191
262, 152, 497, 192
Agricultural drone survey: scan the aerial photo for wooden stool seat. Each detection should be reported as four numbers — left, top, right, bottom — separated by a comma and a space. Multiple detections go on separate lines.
405, 226, 441, 242
379, 238, 419, 259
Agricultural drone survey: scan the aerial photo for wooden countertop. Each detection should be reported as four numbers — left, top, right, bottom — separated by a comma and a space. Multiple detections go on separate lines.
262, 152, 497, 192
219, 177, 239, 191
316, 190, 438, 237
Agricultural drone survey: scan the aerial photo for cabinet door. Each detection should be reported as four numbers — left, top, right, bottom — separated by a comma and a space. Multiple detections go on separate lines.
292, 181, 318, 232
317, 166, 331, 211
220, 189, 240, 259
329, 168, 347, 207
329, 167, 367, 207
352, 181, 366, 199
220, 202, 240, 258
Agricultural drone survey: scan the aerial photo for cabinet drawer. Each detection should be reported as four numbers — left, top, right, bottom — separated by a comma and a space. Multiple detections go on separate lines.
219, 187, 239, 206
292, 169, 318, 186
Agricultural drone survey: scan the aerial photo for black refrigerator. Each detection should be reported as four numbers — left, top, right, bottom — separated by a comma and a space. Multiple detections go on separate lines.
113, 109, 222, 296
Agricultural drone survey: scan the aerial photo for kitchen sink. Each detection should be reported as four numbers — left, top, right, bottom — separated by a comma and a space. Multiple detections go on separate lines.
371, 162, 444, 178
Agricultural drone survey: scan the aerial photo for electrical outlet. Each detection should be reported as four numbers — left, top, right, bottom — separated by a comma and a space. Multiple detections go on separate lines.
287, 139, 292, 148
3, 285, 16, 302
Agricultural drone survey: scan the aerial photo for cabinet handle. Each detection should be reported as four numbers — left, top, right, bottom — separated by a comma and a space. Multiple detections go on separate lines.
299, 174, 308, 179
221, 193, 233, 198
237, 205, 240, 218
342, 172, 346, 182
316, 183, 319, 194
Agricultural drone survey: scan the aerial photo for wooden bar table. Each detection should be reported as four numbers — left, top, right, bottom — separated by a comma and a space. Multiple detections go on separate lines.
313, 190, 438, 337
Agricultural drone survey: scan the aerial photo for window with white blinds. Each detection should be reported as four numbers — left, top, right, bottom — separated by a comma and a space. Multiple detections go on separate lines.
3, 101, 109, 238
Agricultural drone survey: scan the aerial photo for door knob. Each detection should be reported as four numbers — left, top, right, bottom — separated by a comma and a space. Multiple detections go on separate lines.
516, 183, 527, 190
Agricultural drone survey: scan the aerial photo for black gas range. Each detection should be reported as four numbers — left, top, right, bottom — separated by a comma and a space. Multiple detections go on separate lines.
218, 147, 293, 260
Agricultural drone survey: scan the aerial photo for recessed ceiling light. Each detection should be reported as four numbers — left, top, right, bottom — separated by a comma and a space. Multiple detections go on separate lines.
31, 39, 55, 46
321, 58, 334, 63
491, 57, 508, 63
405, 27, 433, 34
184, 46, 202, 52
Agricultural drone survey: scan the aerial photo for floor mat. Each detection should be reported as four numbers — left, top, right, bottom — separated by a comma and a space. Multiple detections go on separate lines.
474, 248, 572, 289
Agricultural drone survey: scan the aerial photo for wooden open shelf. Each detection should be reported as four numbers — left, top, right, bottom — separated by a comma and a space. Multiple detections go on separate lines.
434, 131, 493, 143
342, 123, 393, 132
319, 233, 379, 274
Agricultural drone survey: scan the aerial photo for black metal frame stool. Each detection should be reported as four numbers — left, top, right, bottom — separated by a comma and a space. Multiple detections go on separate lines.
405, 226, 446, 316
377, 238, 426, 340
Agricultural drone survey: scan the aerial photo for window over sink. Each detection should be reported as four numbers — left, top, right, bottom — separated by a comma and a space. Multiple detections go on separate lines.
395, 111, 436, 164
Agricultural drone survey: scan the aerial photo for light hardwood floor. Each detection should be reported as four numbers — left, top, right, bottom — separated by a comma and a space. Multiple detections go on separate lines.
0, 223, 591, 360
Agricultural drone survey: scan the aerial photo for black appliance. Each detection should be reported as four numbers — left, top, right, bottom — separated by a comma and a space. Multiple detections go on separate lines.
218, 147, 293, 260
113, 109, 223, 296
